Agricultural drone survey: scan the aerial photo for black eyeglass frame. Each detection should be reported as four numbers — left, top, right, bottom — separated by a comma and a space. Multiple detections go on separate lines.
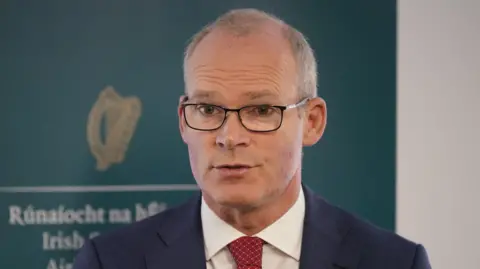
180, 97, 310, 133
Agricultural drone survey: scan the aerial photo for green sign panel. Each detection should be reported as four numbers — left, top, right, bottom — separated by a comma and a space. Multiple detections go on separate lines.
0, 1, 396, 268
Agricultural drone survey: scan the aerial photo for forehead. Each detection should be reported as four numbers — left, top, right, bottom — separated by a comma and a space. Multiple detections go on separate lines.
185, 28, 297, 103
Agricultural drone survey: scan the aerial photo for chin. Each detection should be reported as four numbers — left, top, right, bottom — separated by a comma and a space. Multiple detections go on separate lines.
211, 187, 265, 210
217, 199, 260, 212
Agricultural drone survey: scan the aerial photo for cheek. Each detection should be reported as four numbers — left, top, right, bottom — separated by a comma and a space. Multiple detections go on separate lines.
261, 132, 302, 180
187, 147, 202, 183
278, 147, 298, 178
185, 133, 213, 180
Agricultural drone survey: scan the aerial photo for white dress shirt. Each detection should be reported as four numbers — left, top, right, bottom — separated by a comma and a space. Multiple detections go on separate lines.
201, 188, 306, 269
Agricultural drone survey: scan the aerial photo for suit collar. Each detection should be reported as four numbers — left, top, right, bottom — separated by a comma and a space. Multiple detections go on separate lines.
299, 184, 360, 269
145, 191, 207, 269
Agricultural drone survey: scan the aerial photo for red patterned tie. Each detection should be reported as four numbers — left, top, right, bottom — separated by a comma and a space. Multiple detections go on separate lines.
227, 236, 264, 269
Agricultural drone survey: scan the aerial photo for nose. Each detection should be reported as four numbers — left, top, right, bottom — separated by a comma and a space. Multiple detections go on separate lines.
215, 112, 250, 149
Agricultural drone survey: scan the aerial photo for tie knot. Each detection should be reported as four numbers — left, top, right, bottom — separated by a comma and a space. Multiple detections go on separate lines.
227, 236, 264, 268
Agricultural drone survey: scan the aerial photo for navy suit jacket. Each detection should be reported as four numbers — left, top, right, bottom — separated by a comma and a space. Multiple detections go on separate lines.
73, 185, 431, 269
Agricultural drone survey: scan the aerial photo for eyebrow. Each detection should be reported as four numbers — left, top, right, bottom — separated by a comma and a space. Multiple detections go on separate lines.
188, 89, 278, 102
242, 89, 278, 100
188, 90, 218, 101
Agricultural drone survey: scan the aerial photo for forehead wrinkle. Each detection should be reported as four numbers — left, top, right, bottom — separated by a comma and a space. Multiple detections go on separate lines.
190, 67, 284, 94
194, 73, 282, 91
192, 65, 282, 81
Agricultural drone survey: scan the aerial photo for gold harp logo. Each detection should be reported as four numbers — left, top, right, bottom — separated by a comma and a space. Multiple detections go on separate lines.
87, 86, 142, 171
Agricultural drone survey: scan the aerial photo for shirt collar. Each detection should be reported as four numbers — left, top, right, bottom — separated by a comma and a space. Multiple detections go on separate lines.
201, 187, 306, 261
201, 196, 244, 260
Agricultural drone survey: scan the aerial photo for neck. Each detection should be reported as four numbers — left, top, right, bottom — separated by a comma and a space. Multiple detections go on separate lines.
204, 172, 302, 235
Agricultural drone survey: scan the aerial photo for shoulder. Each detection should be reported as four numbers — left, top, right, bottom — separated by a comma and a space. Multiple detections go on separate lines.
73, 195, 199, 268
324, 197, 430, 268
305, 187, 418, 252
91, 196, 194, 249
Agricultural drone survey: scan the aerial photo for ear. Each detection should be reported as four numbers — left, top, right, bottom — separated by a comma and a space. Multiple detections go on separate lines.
178, 95, 188, 144
302, 97, 327, 146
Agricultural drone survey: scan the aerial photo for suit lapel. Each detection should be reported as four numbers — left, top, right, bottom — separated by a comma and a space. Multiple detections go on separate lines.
144, 192, 207, 269
299, 185, 360, 269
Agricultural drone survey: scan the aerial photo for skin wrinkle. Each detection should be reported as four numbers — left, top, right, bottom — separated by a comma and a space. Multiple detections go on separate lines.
195, 79, 282, 95
194, 73, 281, 86
191, 67, 284, 89
192, 77, 229, 93
192, 65, 284, 79
190, 67, 287, 101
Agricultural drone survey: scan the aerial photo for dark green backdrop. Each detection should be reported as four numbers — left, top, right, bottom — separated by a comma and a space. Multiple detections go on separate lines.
0, 1, 396, 268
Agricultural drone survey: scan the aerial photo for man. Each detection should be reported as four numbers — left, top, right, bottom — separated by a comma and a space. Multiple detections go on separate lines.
73, 8, 431, 269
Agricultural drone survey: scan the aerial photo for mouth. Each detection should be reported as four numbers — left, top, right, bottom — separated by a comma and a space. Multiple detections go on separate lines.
214, 164, 253, 169
212, 164, 255, 177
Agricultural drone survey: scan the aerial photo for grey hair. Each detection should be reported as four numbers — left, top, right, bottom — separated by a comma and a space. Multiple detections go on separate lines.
183, 8, 318, 99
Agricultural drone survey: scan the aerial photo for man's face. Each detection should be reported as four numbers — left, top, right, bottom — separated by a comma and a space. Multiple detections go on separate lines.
179, 27, 325, 210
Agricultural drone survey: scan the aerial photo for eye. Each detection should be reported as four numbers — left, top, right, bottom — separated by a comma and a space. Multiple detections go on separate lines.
249, 105, 276, 116
196, 104, 221, 115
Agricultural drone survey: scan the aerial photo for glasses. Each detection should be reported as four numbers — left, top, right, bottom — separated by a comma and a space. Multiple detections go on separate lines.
181, 98, 309, 132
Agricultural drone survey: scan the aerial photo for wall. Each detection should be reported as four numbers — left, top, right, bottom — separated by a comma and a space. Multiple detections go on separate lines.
397, 0, 480, 268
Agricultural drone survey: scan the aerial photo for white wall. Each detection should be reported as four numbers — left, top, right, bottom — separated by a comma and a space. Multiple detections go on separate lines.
397, 1, 480, 268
